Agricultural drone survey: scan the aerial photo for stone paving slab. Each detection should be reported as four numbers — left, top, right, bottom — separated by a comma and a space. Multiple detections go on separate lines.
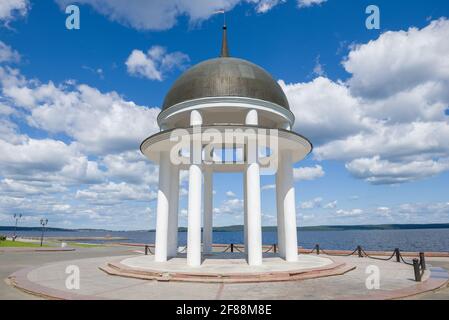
6, 254, 449, 300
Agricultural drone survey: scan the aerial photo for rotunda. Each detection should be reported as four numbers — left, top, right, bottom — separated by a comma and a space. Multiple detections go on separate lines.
141, 25, 312, 267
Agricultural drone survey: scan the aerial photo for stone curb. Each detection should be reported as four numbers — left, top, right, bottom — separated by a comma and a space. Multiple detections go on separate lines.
99, 257, 355, 284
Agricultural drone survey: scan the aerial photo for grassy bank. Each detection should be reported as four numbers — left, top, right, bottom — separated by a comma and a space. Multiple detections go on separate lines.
0, 240, 48, 248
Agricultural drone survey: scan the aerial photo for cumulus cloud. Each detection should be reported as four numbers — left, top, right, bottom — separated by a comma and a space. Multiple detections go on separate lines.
335, 208, 364, 218
297, 0, 327, 9
102, 151, 159, 185
0, 46, 162, 228
76, 182, 157, 205
54, 0, 285, 31
281, 77, 367, 145
286, 19, 449, 184
252, 0, 285, 13
0, 0, 29, 23
293, 165, 325, 181
261, 184, 276, 191
344, 19, 449, 99
0, 137, 104, 186
214, 198, 243, 215
346, 156, 449, 185
126, 46, 190, 81
299, 197, 322, 209
323, 200, 337, 209
315, 121, 449, 162
0, 41, 20, 63
0, 67, 160, 155
225, 190, 237, 197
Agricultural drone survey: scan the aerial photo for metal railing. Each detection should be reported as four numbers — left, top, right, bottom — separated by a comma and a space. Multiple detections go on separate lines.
141, 242, 427, 282
309, 244, 427, 282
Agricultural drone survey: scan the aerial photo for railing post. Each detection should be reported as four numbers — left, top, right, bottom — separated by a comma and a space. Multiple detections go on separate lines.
231, 243, 234, 253
419, 252, 426, 270
316, 244, 320, 255
413, 258, 422, 282
273, 244, 277, 253
395, 248, 400, 262
357, 245, 363, 258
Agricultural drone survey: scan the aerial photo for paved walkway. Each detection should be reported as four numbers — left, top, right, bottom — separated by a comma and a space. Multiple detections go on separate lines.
5, 253, 448, 300
0, 246, 136, 300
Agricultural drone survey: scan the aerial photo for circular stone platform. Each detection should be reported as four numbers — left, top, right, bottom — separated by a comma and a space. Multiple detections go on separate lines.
100, 253, 354, 283
7, 254, 449, 300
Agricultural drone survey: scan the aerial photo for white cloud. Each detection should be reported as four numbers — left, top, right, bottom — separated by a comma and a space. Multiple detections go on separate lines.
126, 46, 189, 81
323, 200, 337, 209
286, 19, 449, 185
315, 121, 449, 162
0, 179, 66, 196
293, 165, 325, 181
102, 151, 159, 185
252, 0, 285, 13
0, 137, 105, 185
0, 46, 162, 229
214, 198, 243, 215
376, 207, 391, 218
0, 67, 161, 155
0, 41, 20, 63
54, 0, 285, 31
312, 55, 325, 77
0, 0, 29, 23
335, 208, 364, 218
225, 190, 237, 197
299, 197, 322, 209
297, 0, 327, 9
344, 19, 449, 99
377, 202, 449, 223
261, 184, 276, 191
76, 182, 157, 205
0, 138, 79, 176
281, 78, 367, 144
346, 156, 449, 185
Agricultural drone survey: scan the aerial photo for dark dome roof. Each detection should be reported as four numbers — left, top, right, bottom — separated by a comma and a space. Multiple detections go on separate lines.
162, 57, 290, 111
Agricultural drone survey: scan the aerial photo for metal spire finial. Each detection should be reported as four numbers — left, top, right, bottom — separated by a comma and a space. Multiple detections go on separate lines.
220, 24, 230, 58
215, 10, 229, 58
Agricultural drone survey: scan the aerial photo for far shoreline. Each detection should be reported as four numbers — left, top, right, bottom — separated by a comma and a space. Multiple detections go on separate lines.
2, 222, 449, 233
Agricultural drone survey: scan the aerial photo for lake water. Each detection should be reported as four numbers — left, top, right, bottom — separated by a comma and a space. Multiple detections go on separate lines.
4, 228, 449, 252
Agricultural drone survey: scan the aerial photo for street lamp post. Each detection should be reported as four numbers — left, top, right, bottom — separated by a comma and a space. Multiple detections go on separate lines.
40, 218, 48, 247
13, 214, 22, 241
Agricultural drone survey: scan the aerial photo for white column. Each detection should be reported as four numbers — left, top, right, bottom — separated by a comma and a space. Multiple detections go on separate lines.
243, 172, 248, 255
245, 110, 262, 266
168, 165, 180, 257
279, 150, 298, 262
276, 172, 286, 258
187, 110, 203, 267
155, 152, 171, 262
203, 169, 213, 253
190, 110, 202, 126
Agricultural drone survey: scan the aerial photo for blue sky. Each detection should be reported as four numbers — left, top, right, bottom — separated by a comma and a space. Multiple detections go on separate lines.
0, 0, 449, 230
